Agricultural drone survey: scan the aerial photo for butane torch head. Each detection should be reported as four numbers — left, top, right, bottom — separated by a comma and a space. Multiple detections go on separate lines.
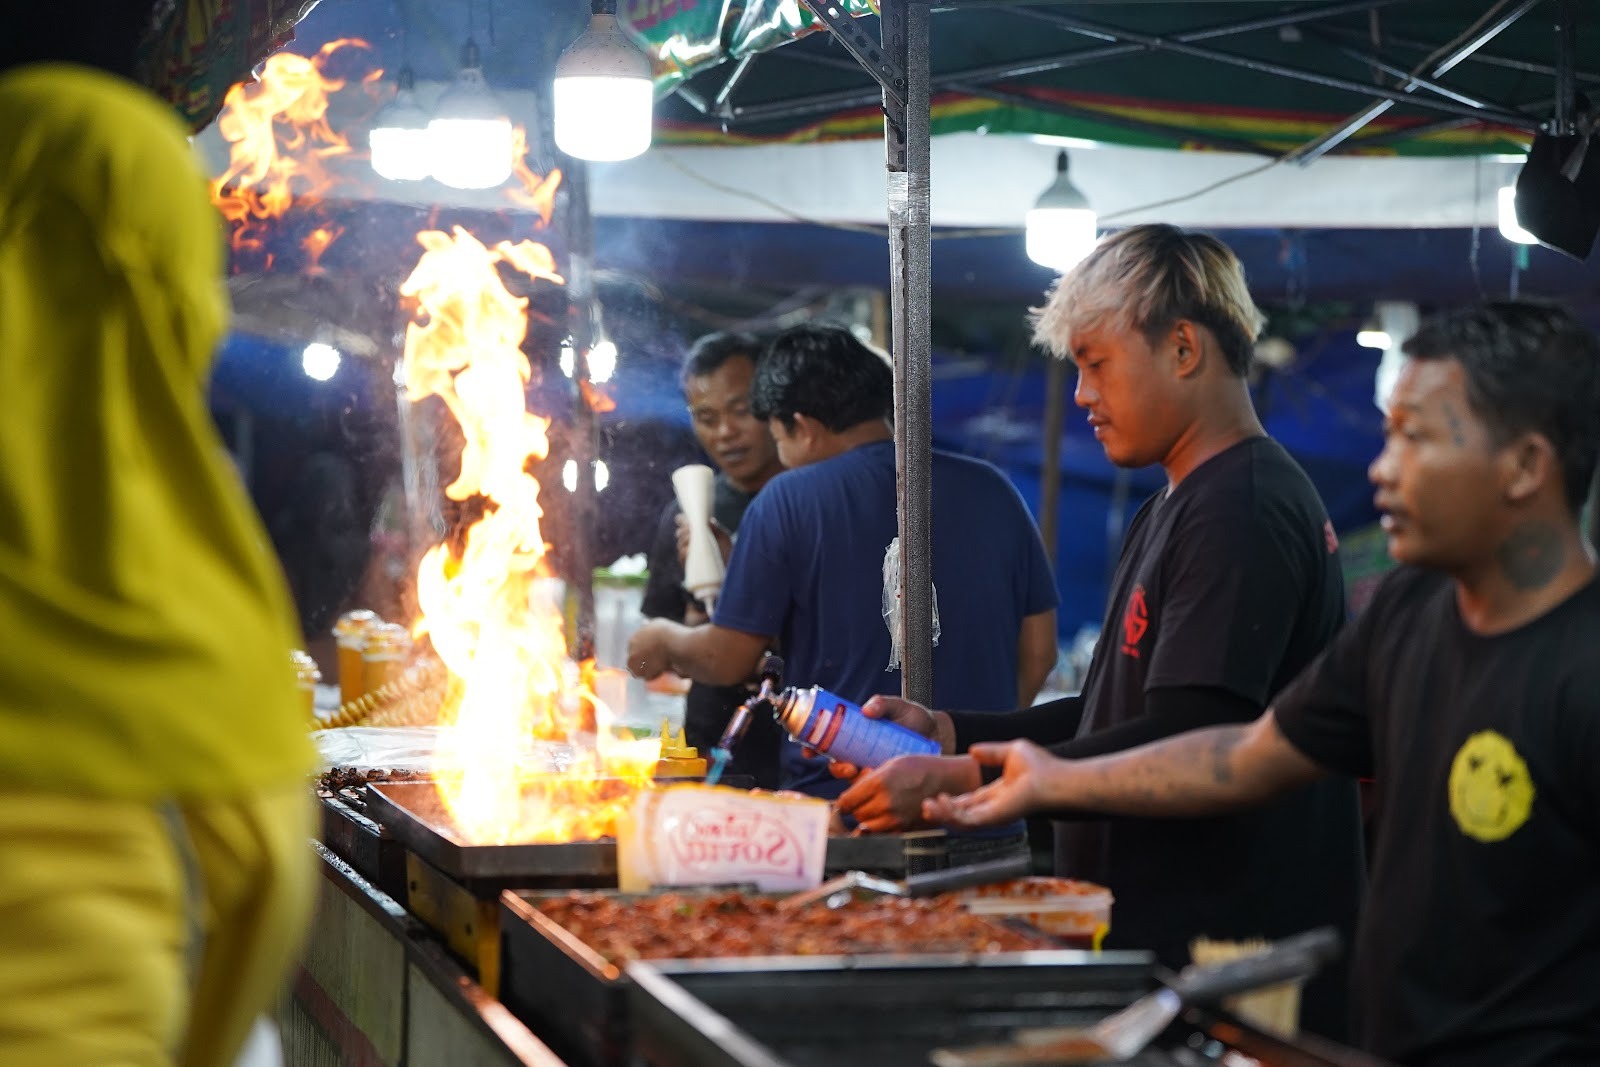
716, 703, 754, 752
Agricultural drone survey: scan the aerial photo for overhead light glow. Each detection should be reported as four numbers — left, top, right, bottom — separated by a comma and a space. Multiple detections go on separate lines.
588, 339, 617, 383
560, 340, 576, 378
1356, 329, 1392, 350
429, 40, 514, 189
369, 67, 432, 181
1026, 150, 1098, 271
553, 11, 653, 161
302, 342, 341, 381
1497, 184, 1539, 245
562, 458, 610, 492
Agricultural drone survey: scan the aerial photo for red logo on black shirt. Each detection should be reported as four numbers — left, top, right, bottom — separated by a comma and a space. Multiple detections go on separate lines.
1120, 584, 1149, 658
1324, 519, 1340, 555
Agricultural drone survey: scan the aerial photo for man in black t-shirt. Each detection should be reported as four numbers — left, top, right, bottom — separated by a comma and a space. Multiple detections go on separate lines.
834, 224, 1363, 1038
641, 331, 786, 787
927, 302, 1600, 1066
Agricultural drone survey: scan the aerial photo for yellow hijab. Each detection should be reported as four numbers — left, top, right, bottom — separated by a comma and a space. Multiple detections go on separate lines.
0, 64, 313, 798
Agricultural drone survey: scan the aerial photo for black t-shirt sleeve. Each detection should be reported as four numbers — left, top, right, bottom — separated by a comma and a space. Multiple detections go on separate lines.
1553, 659, 1600, 838
988, 686, 1257, 794
1045, 685, 1260, 760
641, 500, 689, 621
1271, 609, 1376, 779
949, 695, 1084, 750
1145, 503, 1313, 705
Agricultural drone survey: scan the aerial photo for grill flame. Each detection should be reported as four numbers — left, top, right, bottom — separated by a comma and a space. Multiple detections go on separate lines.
400, 226, 658, 845
210, 39, 370, 265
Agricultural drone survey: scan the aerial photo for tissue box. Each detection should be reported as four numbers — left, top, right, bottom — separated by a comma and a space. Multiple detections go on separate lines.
617, 784, 829, 892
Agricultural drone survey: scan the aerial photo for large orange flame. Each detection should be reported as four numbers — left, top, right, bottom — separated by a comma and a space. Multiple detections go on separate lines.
401, 226, 658, 845
210, 39, 369, 260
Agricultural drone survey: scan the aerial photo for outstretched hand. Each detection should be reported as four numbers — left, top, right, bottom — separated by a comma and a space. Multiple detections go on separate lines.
921, 740, 1054, 828
836, 754, 981, 833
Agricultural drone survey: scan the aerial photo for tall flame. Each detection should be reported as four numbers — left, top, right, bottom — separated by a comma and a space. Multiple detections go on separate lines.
210, 39, 369, 261
401, 226, 658, 844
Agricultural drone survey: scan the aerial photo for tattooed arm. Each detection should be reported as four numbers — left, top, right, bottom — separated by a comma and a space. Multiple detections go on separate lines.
922, 709, 1329, 828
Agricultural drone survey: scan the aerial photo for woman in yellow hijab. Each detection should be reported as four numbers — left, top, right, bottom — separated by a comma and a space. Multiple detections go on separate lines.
0, 21, 315, 1067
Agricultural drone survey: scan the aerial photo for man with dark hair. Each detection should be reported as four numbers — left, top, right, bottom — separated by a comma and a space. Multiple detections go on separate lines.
628, 323, 1059, 822
926, 301, 1600, 1065
642, 330, 785, 787
832, 224, 1361, 1038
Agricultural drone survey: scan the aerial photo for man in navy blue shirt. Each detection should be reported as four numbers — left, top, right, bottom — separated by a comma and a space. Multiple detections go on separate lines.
627, 323, 1059, 801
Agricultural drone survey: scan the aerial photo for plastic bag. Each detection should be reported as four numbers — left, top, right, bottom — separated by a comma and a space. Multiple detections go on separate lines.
882, 536, 940, 671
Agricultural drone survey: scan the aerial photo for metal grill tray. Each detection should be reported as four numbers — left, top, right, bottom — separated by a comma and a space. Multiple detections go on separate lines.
368, 780, 944, 888
624, 959, 1382, 1067
367, 782, 619, 885
499, 888, 1143, 1067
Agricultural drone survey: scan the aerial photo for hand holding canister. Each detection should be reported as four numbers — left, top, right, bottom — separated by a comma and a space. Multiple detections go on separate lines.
672, 464, 724, 613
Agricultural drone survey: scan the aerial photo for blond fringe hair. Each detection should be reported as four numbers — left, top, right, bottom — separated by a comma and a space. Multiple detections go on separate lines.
1029, 224, 1267, 375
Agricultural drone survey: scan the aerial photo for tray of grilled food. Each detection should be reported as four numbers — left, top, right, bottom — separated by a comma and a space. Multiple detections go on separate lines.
498, 877, 1135, 1067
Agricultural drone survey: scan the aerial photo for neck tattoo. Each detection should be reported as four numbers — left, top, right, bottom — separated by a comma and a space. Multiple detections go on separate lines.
1496, 521, 1564, 591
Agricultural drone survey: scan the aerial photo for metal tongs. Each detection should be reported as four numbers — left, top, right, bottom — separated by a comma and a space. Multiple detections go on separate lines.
779, 853, 1031, 911
928, 926, 1344, 1065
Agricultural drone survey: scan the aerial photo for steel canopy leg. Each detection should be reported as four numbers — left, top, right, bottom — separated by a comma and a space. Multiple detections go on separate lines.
882, 0, 934, 706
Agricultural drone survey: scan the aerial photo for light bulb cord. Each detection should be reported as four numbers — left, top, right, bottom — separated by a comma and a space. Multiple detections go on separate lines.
592, 0, 617, 14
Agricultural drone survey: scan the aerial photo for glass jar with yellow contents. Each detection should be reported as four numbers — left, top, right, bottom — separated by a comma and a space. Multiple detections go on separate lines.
332, 609, 379, 707
361, 622, 411, 697
291, 649, 322, 721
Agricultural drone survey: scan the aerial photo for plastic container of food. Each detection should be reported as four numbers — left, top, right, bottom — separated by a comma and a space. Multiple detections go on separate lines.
958, 877, 1113, 950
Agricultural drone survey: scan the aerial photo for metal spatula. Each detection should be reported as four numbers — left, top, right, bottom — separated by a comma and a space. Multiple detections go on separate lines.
779, 853, 1031, 910
928, 926, 1342, 1066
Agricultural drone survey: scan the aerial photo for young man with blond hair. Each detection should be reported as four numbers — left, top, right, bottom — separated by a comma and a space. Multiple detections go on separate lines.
836, 224, 1362, 1037
929, 302, 1600, 1065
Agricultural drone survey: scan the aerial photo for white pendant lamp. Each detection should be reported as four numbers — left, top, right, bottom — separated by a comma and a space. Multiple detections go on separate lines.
1497, 184, 1539, 245
1026, 150, 1098, 272
553, 1, 654, 162
428, 39, 515, 190
369, 67, 432, 182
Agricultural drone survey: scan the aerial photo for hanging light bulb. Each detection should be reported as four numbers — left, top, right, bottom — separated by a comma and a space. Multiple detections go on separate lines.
1026, 150, 1098, 272
588, 338, 617, 383
1356, 321, 1392, 350
1497, 184, 1539, 245
553, 0, 653, 162
369, 67, 432, 181
428, 39, 515, 189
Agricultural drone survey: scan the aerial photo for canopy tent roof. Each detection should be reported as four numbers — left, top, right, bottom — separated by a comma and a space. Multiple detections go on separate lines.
152, 1, 1596, 157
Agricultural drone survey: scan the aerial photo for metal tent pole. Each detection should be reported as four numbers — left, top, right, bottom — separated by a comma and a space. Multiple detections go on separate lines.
564, 160, 600, 686
884, 0, 934, 705
1039, 356, 1069, 566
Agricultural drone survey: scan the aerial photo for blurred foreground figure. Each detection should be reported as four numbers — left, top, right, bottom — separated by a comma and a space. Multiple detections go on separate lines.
0, 16, 315, 1067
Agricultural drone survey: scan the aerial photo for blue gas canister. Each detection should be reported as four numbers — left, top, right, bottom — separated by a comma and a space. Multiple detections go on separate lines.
772, 686, 941, 768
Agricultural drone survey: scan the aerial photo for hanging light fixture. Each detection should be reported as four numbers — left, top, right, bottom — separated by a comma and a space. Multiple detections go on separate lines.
1356, 317, 1392, 350
369, 67, 432, 181
553, 0, 653, 162
428, 38, 515, 189
1026, 150, 1098, 272
1497, 184, 1539, 245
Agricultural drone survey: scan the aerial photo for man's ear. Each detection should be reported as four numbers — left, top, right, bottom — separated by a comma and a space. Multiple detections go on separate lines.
790, 412, 823, 445
1171, 319, 1206, 379
1501, 432, 1559, 507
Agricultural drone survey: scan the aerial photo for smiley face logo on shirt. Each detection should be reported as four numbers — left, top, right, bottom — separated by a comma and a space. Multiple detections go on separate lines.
1448, 730, 1535, 843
